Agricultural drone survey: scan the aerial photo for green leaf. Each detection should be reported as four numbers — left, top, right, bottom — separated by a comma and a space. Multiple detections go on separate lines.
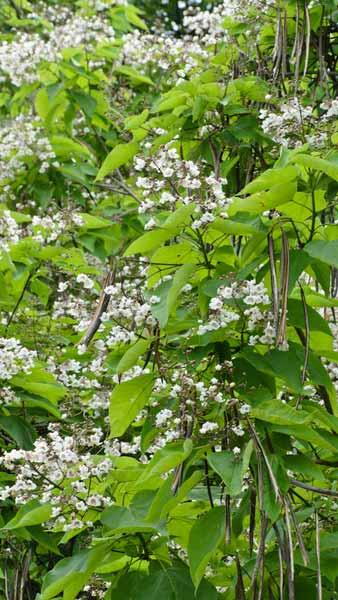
239, 166, 298, 194
124, 5, 148, 30
187, 506, 225, 589
291, 154, 338, 181
229, 181, 296, 215
28, 526, 62, 556
167, 263, 196, 316
288, 249, 312, 293
287, 298, 331, 336
251, 401, 311, 426
134, 440, 193, 489
78, 213, 113, 229
124, 205, 195, 256
148, 471, 203, 522
112, 561, 217, 600
41, 545, 107, 600
207, 441, 252, 496
0, 416, 36, 449
95, 142, 139, 181
305, 240, 338, 269
116, 66, 154, 86
116, 338, 152, 374
22, 395, 61, 418
125, 109, 149, 130
50, 135, 92, 158
109, 374, 153, 437
11, 369, 66, 401
69, 90, 97, 118
3, 500, 52, 530
155, 92, 189, 113
242, 347, 303, 393
149, 263, 196, 327
192, 96, 209, 122
101, 505, 160, 535
283, 454, 324, 480
124, 228, 177, 256
211, 213, 265, 236
271, 424, 338, 452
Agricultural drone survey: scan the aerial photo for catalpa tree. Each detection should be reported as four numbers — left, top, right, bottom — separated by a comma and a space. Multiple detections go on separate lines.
0, 0, 337, 598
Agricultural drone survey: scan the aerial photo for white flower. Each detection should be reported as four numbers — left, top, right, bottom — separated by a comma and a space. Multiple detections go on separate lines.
76, 274, 94, 290
57, 281, 69, 292
232, 425, 245, 437
144, 217, 157, 230
134, 157, 146, 171
209, 297, 223, 311
233, 446, 241, 455
155, 409, 173, 427
200, 421, 218, 434
0, 337, 37, 380
160, 191, 175, 204
72, 214, 84, 227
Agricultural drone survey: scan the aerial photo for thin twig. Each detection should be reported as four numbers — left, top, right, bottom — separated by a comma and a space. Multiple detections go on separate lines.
308, 175, 317, 242
249, 489, 256, 556
290, 1, 299, 63
315, 511, 322, 600
225, 493, 231, 544
268, 233, 279, 332
249, 421, 281, 501
283, 498, 295, 599
6, 267, 37, 330
290, 478, 338, 497
296, 284, 310, 409
303, 3, 311, 77
204, 459, 214, 508
253, 513, 268, 600
287, 495, 308, 566
235, 555, 246, 600
300, 284, 310, 384
278, 546, 284, 600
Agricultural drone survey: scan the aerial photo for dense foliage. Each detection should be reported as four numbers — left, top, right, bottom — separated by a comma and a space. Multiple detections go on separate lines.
0, 0, 338, 598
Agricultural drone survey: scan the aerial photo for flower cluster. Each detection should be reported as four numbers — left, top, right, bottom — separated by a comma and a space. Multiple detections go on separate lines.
0, 15, 115, 86
259, 98, 313, 147
135, 146, 230, 228
0, 115, 56, 186
0, 425, 112, 532
27, 2, 72, 25
119, 30, 208, 77
52, 294, 93, 333
74, 264, 157, 349
198, 279, 270, 336
0, 337, 37, 380
0, 205, 86, 253
182, 0, 274, 45
320, 99, 338, 120
137, 360, 253, 454
31, 211, 84, 243
0, 210, 21, 252
182, 1, 236, 45
80, 578, 110, 600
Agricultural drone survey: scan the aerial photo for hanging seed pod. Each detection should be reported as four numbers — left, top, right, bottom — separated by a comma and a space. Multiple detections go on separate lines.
276, 230, 289, 348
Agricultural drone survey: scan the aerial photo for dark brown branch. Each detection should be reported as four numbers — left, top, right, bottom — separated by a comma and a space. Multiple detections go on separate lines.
290, 478, 338, 497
